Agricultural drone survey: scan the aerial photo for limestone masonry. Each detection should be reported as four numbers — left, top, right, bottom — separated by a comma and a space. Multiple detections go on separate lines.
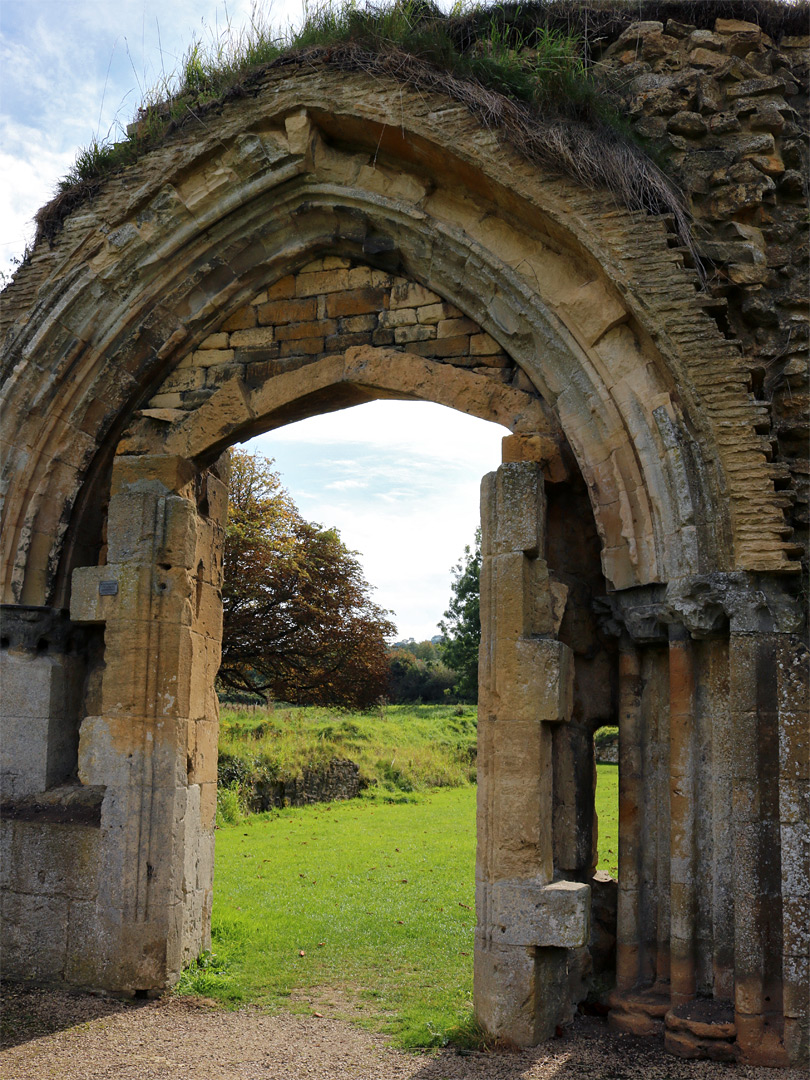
1, 9, 807, 1069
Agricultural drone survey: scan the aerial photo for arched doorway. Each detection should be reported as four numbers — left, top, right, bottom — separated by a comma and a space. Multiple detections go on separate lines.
2, 67, 803, 1064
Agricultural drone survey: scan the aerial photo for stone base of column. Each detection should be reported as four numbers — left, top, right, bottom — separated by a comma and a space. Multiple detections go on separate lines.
735, 1013, 792, 1067
608, 986, 670, 1036
474, 877, 590, 1044
664, 1000, 737, 1063
474, 937, 568, 1045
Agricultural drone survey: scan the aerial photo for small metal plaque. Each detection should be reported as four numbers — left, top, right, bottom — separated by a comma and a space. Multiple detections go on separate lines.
98, 580, 118, 596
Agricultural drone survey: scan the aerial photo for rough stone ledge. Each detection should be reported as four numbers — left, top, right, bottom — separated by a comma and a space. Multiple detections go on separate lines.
0, 784, 105, 826
665, 999, 736, 1041
0, 605, 76, 652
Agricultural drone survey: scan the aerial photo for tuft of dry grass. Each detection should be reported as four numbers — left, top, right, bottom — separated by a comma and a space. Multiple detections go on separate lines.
309, 40, 692, 242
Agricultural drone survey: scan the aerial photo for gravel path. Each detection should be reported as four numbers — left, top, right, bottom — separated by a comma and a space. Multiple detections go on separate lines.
2, 985, 807, 1080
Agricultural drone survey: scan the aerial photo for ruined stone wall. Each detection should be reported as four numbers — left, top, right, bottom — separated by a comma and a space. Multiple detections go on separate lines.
597, 14, 809, 577
235, 759, 361, 813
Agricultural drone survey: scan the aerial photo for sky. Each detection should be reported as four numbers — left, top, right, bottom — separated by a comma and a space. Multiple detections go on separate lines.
1, 0, 503, 641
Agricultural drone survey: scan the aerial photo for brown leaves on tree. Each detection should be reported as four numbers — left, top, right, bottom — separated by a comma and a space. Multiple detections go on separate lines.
219, 450, 395, 709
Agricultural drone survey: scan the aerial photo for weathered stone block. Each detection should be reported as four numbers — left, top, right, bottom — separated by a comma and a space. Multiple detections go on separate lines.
475, 937, 569, 1044
264, 275, 296, 301
557, 279, 628, 348
228, 327, 275, 348
103, 486, 197, 571
221, 305, 257, 331
379, 307, 417, 327
1, 890, 68, 980
390, 281, 439, 308
70, 565, 122, 624
275, 319, 336, 341
0, 652, 80, 798
295, 268, 349, 295
417, 301, 458, 324
0, 717, 51, 798
63, 899, 106, 986
470, 332, 501, 355
187, 717, 219, 786
484, 551, 554, 641
193, 581, 223, 640
257, 297, 316, 325
325, 287, 389, 318
0, 650, 67, 719
496, 638, 574, 724
437, 317, 478, 338
489, 879, 590, 948
394, 324, 434, 344
341, 313, 377, 333
481, 462, 545, 557
4, 819, 100, 898
403, 335, 470, 358
279, 337, 323, 357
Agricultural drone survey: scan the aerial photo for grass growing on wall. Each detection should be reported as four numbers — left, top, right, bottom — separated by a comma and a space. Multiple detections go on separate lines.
35, 0, 691, 246
54, 1, 598, 188
31, 0, 810, 249
179, 761, 619, 1046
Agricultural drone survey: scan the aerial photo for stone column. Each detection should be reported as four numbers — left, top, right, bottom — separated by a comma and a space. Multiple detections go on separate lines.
69, 454, 225, 992
615, 640, 642, 993
474, 461, 589, 1045
730, 631, 790, 1066
777, 636, 810, 1066
609, 636, 672, 1037
668, 624, 697, 1008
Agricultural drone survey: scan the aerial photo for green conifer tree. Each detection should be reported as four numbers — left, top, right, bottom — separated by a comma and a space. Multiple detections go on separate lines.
438, 528, 481, 702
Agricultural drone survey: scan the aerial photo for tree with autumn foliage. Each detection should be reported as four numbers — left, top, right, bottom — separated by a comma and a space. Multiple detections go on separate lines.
219, 450, 395, 708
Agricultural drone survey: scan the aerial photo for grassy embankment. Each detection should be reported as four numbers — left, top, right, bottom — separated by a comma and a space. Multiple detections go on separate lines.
180, 706, 618, 1048
216, 702, 479, 812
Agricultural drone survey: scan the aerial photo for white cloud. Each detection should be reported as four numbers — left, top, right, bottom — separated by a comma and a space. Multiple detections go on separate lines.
247, 401, 504, 639
326, 478, 367, 491
0, 0, 303, 274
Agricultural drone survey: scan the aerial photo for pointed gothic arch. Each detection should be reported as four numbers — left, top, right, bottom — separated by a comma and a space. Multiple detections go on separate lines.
1, 64, 804, 1066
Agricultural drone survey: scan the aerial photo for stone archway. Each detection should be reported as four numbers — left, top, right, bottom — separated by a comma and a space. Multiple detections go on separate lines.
1, 64, 806, 1067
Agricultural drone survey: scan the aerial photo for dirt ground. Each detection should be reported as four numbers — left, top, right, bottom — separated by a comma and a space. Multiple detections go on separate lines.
2, 984, 808, 1080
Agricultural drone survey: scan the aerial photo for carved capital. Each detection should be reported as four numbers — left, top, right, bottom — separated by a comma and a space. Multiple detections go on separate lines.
599, 573, 804, 642
0, 604, 83, 654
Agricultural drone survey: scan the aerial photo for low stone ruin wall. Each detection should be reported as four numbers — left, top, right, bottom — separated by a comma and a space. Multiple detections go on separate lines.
227, 758, 361, 812
594, 734, 619, 765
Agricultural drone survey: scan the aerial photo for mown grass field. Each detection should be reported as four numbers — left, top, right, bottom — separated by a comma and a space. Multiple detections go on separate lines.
180, 705, 619, 1047
183, 788, 479, 1047
596, 761, 619, 879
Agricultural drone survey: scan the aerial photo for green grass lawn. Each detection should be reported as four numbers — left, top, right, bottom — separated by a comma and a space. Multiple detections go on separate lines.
182, 787, 478, 1047
595, 763, 618, 878
179, 764, 618, 1046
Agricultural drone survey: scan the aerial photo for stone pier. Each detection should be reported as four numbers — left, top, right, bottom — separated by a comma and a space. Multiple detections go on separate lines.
475, 461, 589, 1043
